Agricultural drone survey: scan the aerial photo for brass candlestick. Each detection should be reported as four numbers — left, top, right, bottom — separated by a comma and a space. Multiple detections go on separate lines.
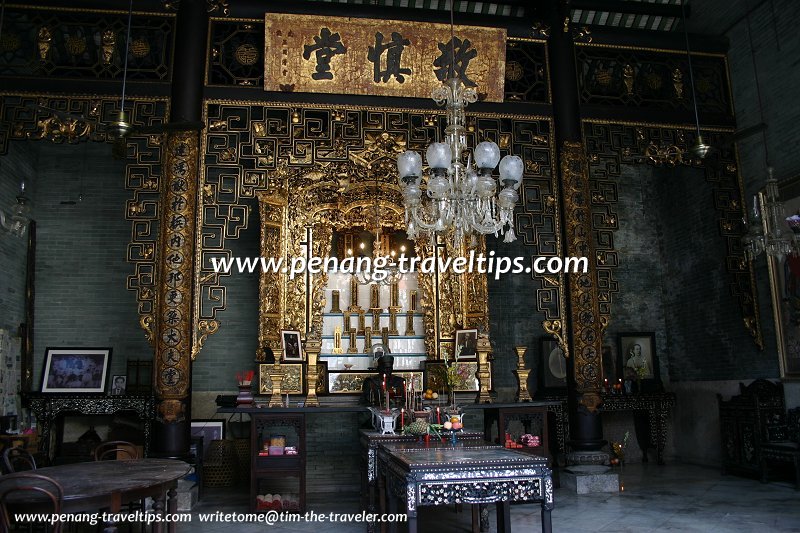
513, 346, 532, 402
268, 353, 285, 407
476, 335, 493, 404
381, 327, 389, 347
305, 339, 321, 407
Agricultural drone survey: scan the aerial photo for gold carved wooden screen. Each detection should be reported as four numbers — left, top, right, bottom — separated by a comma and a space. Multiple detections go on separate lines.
196, 101, 556, 361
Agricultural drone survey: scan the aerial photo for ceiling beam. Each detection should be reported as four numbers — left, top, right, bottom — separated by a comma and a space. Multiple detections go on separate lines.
569, 0, 690, 19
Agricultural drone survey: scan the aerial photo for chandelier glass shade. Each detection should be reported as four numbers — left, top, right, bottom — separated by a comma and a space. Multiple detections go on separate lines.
743, 168, 795, 260
396, 77, 523, 248
0, 181, 31, 238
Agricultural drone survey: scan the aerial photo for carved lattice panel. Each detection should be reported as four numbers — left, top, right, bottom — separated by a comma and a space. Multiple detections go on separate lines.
197, 101, 561, 358
583, 121, 761, 347
0, 93, 169, 344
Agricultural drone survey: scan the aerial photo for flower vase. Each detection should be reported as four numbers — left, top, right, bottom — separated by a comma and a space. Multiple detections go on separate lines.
236, 383, 254, 406
450, 431, 457, 446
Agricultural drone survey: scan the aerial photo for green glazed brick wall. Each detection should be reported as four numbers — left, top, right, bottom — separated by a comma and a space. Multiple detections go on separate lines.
30, 142, 151, 387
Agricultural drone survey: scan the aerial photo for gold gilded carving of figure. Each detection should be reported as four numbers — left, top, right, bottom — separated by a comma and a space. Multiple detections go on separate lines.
37, 27, 52, 61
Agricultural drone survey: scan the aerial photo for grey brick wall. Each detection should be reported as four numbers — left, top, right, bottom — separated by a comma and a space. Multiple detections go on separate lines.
30, 142, 151, 387
0, 142, 33, 333
192, 198, 260, 391
487, 236, 548, 399
602, 165, 670, 382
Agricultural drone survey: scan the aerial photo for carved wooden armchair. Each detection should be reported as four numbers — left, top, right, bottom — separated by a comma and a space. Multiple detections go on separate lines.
760, 407, 800, 489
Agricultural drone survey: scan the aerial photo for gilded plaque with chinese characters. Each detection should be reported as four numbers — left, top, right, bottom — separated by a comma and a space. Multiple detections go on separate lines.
264, 14, 506, 102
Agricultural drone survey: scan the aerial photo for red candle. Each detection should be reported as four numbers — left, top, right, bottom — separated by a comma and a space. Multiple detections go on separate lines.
383, 375, 386, 391
436, 407, 441, 424
401, 408, 405, 427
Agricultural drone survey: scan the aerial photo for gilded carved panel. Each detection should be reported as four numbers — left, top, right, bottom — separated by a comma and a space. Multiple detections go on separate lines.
197, 101, 560, 361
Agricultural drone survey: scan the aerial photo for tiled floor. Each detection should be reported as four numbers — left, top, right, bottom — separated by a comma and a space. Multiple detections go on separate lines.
190, 464, 800, 532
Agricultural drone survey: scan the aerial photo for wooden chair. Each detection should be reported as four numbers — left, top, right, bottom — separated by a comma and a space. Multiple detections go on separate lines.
0, 473, 64, 533
93, 441, 140, 461
2, 447, 36, 474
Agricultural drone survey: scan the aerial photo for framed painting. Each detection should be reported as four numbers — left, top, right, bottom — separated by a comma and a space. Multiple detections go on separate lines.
41, 347, 111, 393
190, 419, 225, 460
259, 363, 304, 394
423, 359, 487, 392
766, 173, 800, 379
281, 330, 303, 362
539, 337, 567, 392
617, 332, 661, 390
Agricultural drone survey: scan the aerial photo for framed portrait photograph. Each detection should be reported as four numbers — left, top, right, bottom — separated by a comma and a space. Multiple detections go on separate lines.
617, 332, 661, 389
41, 347, 112, 393
109, 375, 127, 396
281, 330, 303, 361
540, 337, 567, 392
190, 419, 225, 460
454, 328, 478, 359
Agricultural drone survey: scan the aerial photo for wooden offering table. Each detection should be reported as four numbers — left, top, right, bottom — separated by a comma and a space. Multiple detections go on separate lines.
360, 430, 485, 531
377, 443, 553, 533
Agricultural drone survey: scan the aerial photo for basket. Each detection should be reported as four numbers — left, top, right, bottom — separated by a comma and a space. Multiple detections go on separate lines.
203, 439, 237, 488
232, 438, 250, 480
203, 463, 236, 487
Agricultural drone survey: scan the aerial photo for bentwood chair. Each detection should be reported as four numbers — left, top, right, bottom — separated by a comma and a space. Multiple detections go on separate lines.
93, 441, 140, 461
0, 473, 64, 533
2, 447, 36, 475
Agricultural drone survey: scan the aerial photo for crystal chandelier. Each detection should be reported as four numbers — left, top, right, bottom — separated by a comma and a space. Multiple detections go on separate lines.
0, 181, 31, 238
395, 78, 523, 248
742, 168, 794, 260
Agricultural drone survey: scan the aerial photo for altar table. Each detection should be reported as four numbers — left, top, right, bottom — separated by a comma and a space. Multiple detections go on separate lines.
377, 443, 553, 533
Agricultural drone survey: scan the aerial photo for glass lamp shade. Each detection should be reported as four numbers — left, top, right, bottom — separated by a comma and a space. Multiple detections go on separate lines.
497, 187, 519, 209
474, 141, 501, 170
397, 151, 423, 186
403, 185, 422, 206
499, 155, 524, 189
476, 176, 496, 198
426, 142, 451, 169
427, 176, 450, 198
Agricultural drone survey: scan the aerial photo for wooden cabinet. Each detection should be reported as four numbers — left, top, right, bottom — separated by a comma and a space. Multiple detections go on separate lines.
250, 412, 305, 513
717, 379, 784, 477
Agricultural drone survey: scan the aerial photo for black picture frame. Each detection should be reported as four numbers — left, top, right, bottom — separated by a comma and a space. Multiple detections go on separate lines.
454, 328, 478, 360
109, 375, 127, 396
41, 347, 112, 393
539, 337, 567, 393
617, 332, 661, 391
281, 330, 303, 361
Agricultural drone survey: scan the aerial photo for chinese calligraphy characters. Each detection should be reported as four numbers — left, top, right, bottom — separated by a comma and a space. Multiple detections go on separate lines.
303, 27, 347, 80
367, 31, 411, 83
434, 36, 477, 86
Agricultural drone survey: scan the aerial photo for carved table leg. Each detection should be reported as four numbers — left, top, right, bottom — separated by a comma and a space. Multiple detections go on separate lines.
651, 406, 667, 465
471, 504, 480, 533
153, 494, 165, 533
406, 509, 417, 533
480, 504, 490, 532
387, 486, 398, 533
633, 410, 650, 462
167, 487, 177, 533
377, 469, 387, 533
542, 505, 552, 533
496, 501, 510, 533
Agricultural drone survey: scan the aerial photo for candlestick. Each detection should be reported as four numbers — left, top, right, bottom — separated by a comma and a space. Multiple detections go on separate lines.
401, 408, 405, 428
